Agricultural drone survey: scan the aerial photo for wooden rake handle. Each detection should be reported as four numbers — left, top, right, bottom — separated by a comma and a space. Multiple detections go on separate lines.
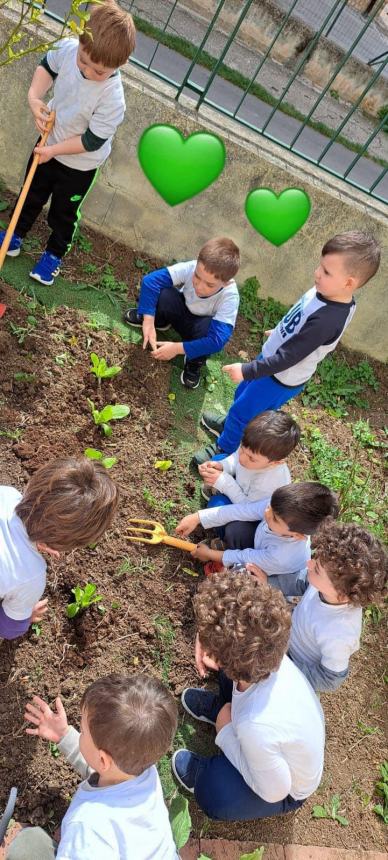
162, 535, 197, 552
0, 111, 55, 270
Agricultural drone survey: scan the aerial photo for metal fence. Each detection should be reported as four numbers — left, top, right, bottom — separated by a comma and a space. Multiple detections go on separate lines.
46, 0, 388, 203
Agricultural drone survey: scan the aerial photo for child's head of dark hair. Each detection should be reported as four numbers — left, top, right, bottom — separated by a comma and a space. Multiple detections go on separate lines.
321, 231, 380, 287
312, 520, 387, 607
81, 674, 177, 775
194, 572, 291, 683
198, 237, 240, 282
271, 482, 339, 535
242, 410, 300, 461
79, 1, 136, 68
15, 458, 118, 552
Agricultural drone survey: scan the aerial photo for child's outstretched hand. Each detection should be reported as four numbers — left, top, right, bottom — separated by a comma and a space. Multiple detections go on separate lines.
222, 363, 244, 383
142, 316, 157, 351
190, 543, 216, 562
195, 633, 219, 678
25, 695, 69, 743
175, 512, 200, 538
246, 563, 268, 584
31, 598, 48, 623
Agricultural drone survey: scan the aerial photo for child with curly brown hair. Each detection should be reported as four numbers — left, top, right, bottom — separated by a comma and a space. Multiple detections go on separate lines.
172, 572, 325, 821
252, 520, 388, 692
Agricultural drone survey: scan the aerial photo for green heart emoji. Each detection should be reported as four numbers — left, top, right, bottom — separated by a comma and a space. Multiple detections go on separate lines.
245, 188, 311, 246
138, 124, 226, 206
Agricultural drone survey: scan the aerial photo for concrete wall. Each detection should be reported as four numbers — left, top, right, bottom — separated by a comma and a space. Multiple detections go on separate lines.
0, 11, 387, 362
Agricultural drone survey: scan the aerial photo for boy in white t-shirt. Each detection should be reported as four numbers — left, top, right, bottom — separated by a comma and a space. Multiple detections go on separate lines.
6, 674, 178, 860
252, 520, 388, 692
0, 458, 117, 640
172, 572, 325, 820
124, 237, 240, 389
1, 2, 136, 285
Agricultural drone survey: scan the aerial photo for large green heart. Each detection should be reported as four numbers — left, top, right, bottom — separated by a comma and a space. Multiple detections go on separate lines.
138, 124, 226, 206
245, 188, 311, 246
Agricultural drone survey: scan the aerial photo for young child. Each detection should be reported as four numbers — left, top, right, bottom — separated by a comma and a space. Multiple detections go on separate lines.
8, 674, 178, 859
0, 458, 118, 640
198, 409, 299, 504
172, 572, 325, 821
193, 231, 381, 462
176, 482, 339, 581
0, 2, 136, 285
124, 236, 240, 389
253, 520, 388, 692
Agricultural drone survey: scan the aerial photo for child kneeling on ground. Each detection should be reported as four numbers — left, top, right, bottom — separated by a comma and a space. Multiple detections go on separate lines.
199, 409, 299, 505
7, 674, 179, 859
124, 237, 240, 389
172, 572, 325, 821
252, 519, 388, 692
0, 458, 118, 640
176, 482, 339, 581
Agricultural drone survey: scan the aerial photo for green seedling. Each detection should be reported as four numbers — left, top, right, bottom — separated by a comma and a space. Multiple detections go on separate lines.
84, 448, 118, 469
13, 371, 36, 383
351, 419, 381, 449
134, 257, 151, 272
143, 487, 157, 508
87, 399, 130, 437
312, 793, 349, 826
363, 603, 382, 627
373, 760, 388, 824
0, 428, 23, 441
31, 622, 42, 637
49, 742, 60, 758
8, 319, 37, 344
89, 352, 122, 385
82, 262, 97, 275
357, 720, 380, 737
154, 614, 175, 684
66, 583, 103, 618
169, 794, 191, 851
154, 459, 172, 471
74, 228, 92, 253
55, 352, 76, 367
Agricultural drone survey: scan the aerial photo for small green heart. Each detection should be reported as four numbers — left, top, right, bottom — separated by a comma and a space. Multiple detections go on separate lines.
245, 188, 311, 246
138, 124, 226, 206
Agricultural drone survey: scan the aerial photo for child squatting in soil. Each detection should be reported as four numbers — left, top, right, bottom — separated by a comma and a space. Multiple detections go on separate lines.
172, 571, 325, 821
193, 231, 381, 463
11, 675, 178, 859
176, 481, 339, 584
0, 458, 118, 640
123, 237, 241, 390
251, 519, 388, 693
0, 2, 136, 286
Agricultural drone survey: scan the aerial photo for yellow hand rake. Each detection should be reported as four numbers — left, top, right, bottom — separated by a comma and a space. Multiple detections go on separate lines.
127, 518, 196, 552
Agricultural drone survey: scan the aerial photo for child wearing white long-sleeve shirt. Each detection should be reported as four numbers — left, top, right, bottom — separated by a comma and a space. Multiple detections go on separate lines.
198, 410, 299, 504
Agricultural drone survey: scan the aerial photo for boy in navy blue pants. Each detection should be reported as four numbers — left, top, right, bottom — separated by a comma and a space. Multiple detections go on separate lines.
193, 231, 380, 462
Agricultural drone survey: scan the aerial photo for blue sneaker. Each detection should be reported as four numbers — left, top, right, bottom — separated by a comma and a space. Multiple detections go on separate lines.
0, 229, 23, 257
171, 749, 203, 793
181, 687, 219, 725
30, 251, 61, 286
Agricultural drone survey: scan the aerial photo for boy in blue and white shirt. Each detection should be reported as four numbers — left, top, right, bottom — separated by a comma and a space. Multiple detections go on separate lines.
194, 231, 381, 461
124, 237, 240, 389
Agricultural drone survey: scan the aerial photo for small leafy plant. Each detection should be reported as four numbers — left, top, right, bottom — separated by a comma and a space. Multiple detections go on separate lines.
154, 459, 172, 471
49, 741, 60, 758
312, 793, 349, 826
66, 583, 103, 618
302, 355, 379, 417
87, 399, 129, 436
84, 448, 118, 469
373, 760, 388, 824
89, 353, 122, 385
9, 318, 37, 344
169, 794, 191, 851
13, 371, 36, 383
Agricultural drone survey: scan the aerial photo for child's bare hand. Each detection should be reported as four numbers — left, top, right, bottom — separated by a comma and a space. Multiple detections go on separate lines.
175, 513, 200, 538
201, 465, 221, 486
34, 145, 54, 164
264, 329, 274, 338
152, 342, 181, 361
246, 563, 268, 584
29, 98, 51, 134
222, 363, 244, 383
142, 316, 157, 351
190, 543, 214, 562
25, 695, 69, 743
31, 598, 48, 622
198, 461, 222, 476
195, 634, 219, 678
216, 702, 232, 733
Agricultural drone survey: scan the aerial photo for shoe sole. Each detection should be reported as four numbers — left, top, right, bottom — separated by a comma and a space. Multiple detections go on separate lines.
6, 247, 21, 258
180, 370, 200, 390
123, 313, 170, 332
171, 751, 195, 794
201, 415, 223, 438
201, 488, 211, 502
181, 689, 216, 726
29, 271, 54, 286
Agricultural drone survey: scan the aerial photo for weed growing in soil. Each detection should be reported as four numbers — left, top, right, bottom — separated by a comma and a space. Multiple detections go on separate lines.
363, 604, 383, 627
312, 793, 349, 826
114, 556, 155, 580
13, 371, 36, 383
351, 419, 382, 449
74, 229, 92, 254
31, 623, 42, 637
153, 614, 175, 684
373, 761, 388, 824
89, 352, 122, 385
87, 399, 130, 436
302, 355, 379, 417
9, 318, 37, 344
49, 742, 60, 759
0, 428, 23, 441
239, 276, 288, 341
67, 583, 103, 619
84, 447, 118, 469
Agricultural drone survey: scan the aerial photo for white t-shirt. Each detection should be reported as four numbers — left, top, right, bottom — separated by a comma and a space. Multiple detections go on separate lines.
214, 454, 290, 504
45, 39, 126, 170
289, 585, 362, 673
216, 655, 325, 802
0, 487, 46, 620
167, 260, 239, 326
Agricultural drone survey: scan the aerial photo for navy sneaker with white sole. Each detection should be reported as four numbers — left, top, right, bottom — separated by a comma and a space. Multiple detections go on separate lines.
123, 308, 170, 331
171, 749, 203, 794
0, 229, 23, 257
181, 687, 219, 725
30, 251, 61, 286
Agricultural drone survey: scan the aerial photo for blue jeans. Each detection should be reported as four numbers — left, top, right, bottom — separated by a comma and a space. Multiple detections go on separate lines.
194, 672, 305, 821
218, 360, 305, 454
154, 288, 212, 366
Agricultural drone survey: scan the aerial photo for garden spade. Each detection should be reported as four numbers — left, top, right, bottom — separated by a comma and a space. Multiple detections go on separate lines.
0, 111, 55, 270
127, 518, 196, 552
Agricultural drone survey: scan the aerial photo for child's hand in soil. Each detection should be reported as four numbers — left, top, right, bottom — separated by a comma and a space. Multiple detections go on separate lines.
30, 598, 48, 623
142, 315, 157, 352
246, 563, 268, 584
195, 633, 219, 678
216, 703, 232, 733
191, 543, 221, 563
152, 342, 183, 361
25, 695, 69, 743
222, 363, 244, 383
175, 512, 200, 538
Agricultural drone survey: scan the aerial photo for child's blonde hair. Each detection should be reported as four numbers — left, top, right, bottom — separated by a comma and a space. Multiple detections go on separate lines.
79, 1, 136, 68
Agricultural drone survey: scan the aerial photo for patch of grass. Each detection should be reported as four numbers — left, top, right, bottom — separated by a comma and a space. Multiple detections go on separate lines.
153, 614, 176, 684
239, 276, 288, 339
302, 355, 379, 417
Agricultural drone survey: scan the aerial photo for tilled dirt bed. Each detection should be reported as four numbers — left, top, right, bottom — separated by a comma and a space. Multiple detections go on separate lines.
0, 281, 386, 852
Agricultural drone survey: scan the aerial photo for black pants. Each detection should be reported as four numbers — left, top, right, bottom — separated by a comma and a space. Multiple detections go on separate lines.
155, 288, 212, 368
224, 519, 260, 549
14, 152, 98, 258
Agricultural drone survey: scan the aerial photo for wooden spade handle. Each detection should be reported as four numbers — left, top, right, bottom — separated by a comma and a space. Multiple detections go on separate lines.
0, 111, 55, 270
162, 535, 197, 552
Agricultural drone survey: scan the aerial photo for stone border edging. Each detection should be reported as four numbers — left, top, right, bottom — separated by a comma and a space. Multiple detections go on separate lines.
180, 840, 388, 859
